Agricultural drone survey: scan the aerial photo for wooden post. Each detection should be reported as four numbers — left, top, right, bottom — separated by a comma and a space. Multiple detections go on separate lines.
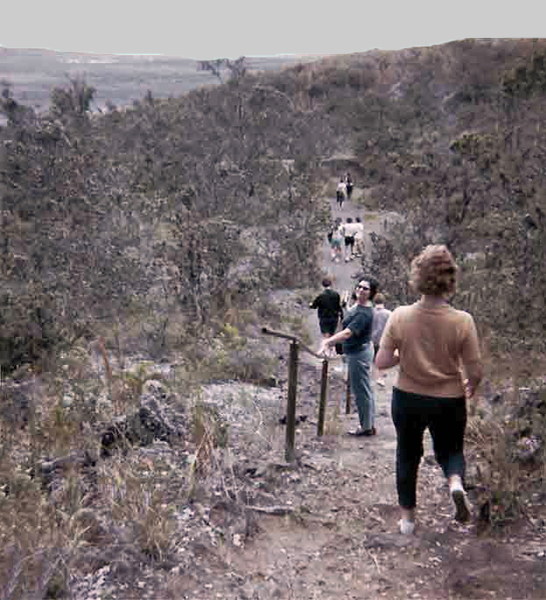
285, 341, 299, 462
345, 365, 351, 414
317, 359, 328, 436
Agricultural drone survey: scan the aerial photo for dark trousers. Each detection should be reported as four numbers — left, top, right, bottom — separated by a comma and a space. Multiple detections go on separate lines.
319, 318, 338, 335
391, 387, 467, 509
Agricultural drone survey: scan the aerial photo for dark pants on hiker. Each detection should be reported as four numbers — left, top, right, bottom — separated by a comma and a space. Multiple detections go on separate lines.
391, 387, 467, 510
319, 318, 338, 335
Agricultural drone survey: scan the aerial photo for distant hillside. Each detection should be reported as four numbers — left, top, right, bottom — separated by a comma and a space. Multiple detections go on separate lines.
2, 37, 546, 375
0, 47, 327, 113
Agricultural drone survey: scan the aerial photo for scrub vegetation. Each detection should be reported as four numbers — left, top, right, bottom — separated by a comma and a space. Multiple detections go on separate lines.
0, 38, 545, 598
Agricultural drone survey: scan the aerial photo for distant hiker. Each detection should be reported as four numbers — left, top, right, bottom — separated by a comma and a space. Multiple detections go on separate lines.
329, 218, 344, 262
342, 217, 357, 262
353, 216, 365, 258
345, 173, 354, 200
327, 222, 334, 244
371, 293, 392, 387
340, 289, 355, 311
309, 277, 343, 355
326, 219, 338, 246
375, 245, 483, 535
319, 278, 377, 437
336, 178, 347, 207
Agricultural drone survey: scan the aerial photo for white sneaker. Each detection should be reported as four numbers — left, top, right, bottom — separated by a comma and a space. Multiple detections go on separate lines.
450, 479, 471, 523
398, 519, 415, 535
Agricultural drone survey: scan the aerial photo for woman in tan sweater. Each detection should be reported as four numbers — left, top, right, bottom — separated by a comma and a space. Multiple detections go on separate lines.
375, 245, 483, 534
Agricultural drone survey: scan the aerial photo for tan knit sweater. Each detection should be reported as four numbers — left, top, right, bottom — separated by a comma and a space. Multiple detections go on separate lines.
380, 300, 482, 397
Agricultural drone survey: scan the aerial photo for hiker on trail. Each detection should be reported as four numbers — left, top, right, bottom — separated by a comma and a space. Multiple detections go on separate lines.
336, 178, 347, 207
371, 293, 392, 387
309, 277, 343, 356
353, 216, 365, 258
319, 278, 377, 437
375, 245, 483, 535
345, 173, 353, 200
328, 218, 344, 262
342, 217, 357, 262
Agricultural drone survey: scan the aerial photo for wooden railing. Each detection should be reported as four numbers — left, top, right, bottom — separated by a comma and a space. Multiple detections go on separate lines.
261, 327, 350, 462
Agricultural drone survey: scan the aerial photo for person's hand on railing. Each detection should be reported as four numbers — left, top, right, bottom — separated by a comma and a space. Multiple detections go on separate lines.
318, 339, 330, 357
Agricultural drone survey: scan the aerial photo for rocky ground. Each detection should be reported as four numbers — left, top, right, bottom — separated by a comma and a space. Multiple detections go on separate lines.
5, 193, 546, 600
68, 330, 545, 600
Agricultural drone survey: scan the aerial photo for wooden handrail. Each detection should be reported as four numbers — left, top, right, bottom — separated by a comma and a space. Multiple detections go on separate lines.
261, 327, 342, 361
261, 326, 349, 460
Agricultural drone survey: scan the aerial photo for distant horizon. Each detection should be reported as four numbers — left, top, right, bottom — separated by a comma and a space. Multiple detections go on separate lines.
3, 38, 542, 62
0, 44, 365, 60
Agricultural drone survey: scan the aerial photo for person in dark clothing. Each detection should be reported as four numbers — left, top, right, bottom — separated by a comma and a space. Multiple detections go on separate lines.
309, 278, 343, 353
345, 173, 353, 200
319, 278, 378, 436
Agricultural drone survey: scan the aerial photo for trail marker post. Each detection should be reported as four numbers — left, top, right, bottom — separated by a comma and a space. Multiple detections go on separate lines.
317, 358, 328, 437
261, 327, 341, 461
346, 370, 351, 414
285, 341, 298, 462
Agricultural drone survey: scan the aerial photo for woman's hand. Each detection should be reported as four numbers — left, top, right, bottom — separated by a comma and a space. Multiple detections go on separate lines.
464, 378, 477, 399
375, 347, 399, 370
318, 340, 330, 357
319, 328, 351, 358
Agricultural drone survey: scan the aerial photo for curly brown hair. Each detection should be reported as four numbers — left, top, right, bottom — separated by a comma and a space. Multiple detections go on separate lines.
409, 245, 458, 296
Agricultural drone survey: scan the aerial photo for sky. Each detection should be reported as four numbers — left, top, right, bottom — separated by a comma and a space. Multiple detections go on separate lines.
2, 0, 545, 60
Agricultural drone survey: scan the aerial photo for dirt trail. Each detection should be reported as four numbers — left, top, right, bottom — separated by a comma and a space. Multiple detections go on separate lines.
103, 191, 545, 600
227, 193, 546, 600
303, 192, 400, 489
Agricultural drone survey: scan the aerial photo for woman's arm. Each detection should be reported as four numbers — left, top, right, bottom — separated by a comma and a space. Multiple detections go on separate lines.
375, 346, 399, 370
461, 316, 483, 398
463, 362, 483, 398
318, 327, 352, 356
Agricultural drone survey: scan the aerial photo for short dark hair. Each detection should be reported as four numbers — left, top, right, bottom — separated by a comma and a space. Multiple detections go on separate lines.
356, 278, 378, 301
374, 293, 386, 304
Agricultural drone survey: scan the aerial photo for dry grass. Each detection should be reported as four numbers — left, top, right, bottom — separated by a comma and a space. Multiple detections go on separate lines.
98, 455, 176, 560
0, 451, 90, 599
323, 402, 343, 436
466, 353, 546, 527
0, 344, 186, 594
467, 415, 525, 525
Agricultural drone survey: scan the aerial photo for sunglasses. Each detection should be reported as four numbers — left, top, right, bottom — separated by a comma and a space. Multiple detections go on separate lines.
357, 285, 370, 291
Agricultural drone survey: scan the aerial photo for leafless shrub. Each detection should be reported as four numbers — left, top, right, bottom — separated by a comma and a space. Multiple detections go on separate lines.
466, 376, 546, 527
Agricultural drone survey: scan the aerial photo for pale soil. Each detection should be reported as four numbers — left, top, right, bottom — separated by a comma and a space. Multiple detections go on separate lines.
68, 192, 546, 600
195, 193, 546, 600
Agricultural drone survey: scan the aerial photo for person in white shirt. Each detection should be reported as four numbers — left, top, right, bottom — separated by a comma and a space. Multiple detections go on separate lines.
342, 217, 359, 262
353, 216, 365, 257
336, 178, 347, 207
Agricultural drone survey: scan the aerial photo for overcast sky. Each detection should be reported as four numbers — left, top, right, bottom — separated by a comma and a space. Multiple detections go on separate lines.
2, 0, 545, 60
